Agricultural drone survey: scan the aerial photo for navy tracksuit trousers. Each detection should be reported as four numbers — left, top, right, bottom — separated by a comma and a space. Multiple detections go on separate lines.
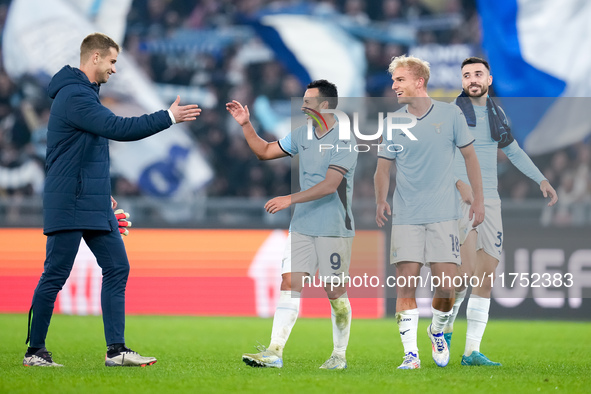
28, 229, 130, 347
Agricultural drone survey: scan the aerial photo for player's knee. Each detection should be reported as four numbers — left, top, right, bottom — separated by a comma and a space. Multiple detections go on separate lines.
434, 285, 454, 299
280, 275, 292, 291
455, 280, 468, 292
324, 286, 346, 299
480, 276, 493, 293
105, 260, 130, 279
396, 286, 417, 299
119, 260, 131, 276
461, 266, 475, 279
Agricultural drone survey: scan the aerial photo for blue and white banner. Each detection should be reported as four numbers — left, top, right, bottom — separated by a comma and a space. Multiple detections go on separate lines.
478, 0, 591, 155
410, 43, 473, 91
62, 0, 132, 44
2, 0, 212, 197
253, 14, 366, 97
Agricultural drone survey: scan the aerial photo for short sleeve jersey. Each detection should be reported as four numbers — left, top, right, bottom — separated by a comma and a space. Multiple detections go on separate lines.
378, 100, 474, 225
278, 123, 357, 237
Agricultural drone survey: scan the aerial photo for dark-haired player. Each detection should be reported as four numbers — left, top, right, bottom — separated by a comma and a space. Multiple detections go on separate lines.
445, 57, 558, 366
227, 79, 357, 370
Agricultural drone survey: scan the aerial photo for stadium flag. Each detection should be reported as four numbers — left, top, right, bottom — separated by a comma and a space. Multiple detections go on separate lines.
2, 0, 212, 197
477, 0, 591, 155
64, 0, 132, 44
252, 14, 367, 97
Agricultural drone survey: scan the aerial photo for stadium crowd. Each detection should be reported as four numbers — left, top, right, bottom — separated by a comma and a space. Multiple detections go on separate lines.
0, 0, 589, 226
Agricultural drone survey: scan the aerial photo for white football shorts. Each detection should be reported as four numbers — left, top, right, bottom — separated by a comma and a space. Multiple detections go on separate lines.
281, 232, 353, 282
390, 220, 461, 266
458, 198, 503, 260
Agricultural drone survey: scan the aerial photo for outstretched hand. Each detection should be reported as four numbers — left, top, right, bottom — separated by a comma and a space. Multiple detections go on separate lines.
169, 95, 201, 123
226, 100, 250, 126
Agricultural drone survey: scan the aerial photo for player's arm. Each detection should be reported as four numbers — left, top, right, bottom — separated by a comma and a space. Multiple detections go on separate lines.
67, 93, 201, 141
501, 140, 558, 206
226, 100, 287, 160
264, 166, 345, 214
455, 179, 474, 204
459, 143, 484, 227
374, 157, 392, 228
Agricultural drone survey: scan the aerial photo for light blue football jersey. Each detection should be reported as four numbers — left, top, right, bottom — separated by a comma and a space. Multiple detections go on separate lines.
453, 105, 500, 199
378, 99, 474, 225
453, 104, 546, 199
278, 123, 357, 237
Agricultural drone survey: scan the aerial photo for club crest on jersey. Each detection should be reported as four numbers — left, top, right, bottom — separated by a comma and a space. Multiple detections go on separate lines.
432, 122, 443, 133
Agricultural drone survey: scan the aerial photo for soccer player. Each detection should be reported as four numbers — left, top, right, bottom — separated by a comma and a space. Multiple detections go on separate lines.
226, 80, 357, 370
23, 33, 201, 367
374, 55, 484, 369
444, 57, 558, 366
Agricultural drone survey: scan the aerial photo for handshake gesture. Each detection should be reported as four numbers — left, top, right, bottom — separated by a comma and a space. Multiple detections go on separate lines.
168, 95, 202, 123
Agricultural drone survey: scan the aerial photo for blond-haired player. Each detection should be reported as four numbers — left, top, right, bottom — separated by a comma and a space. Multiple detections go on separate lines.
375, 55, 484, 369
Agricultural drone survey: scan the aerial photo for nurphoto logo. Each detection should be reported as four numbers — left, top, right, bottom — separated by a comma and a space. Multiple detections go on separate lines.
303, 108, 418, 153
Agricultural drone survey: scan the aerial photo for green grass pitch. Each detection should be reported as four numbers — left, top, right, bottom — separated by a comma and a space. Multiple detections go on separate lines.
1, 314, 589, 393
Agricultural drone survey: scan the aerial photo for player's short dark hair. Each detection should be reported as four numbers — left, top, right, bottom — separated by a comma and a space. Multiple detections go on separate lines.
306, 79, 338, 109
461, 57, 490, 71
80, 33, 120, 61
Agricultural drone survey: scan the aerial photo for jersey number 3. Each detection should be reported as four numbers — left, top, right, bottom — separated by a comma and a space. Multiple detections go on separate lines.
495, 231, 503, 247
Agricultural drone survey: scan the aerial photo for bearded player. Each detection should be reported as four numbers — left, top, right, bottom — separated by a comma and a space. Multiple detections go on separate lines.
444, 57, 558, 366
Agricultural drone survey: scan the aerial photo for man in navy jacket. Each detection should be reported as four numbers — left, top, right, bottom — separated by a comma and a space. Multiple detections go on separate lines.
23, 33, 201, 367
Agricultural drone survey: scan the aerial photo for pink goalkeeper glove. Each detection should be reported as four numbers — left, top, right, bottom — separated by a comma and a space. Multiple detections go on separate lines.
115, 209, 132, 236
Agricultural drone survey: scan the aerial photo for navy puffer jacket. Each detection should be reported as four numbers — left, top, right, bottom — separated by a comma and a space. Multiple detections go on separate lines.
43, 65, 172, 234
